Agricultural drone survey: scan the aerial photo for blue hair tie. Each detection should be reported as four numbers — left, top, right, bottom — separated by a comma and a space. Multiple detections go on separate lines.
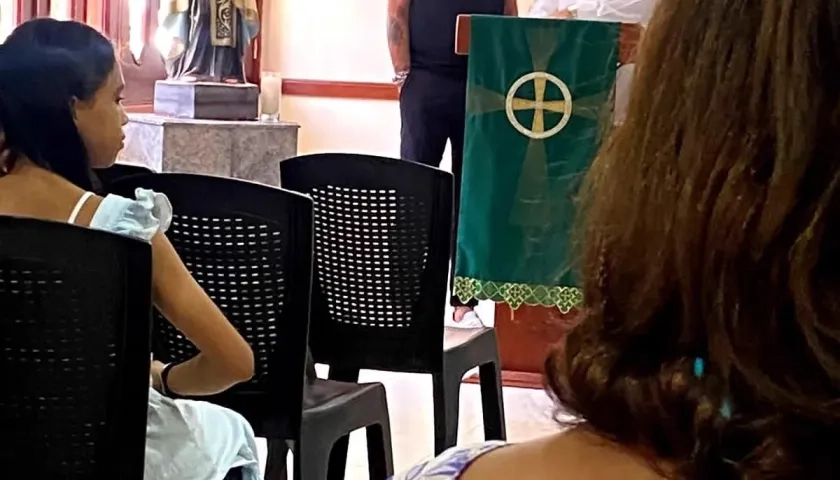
693, 357, 705, 377
693, 357, 732, 420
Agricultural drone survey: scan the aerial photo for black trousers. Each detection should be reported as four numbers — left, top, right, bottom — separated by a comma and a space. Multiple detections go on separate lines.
400, 69, 478, 308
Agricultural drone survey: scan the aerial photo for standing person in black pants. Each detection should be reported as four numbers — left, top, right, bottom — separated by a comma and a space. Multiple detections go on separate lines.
388, 0, 518, 326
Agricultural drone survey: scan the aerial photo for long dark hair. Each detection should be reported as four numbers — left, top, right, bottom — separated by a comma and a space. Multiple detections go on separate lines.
550, 0, 840, 478
0, 19, 115, 190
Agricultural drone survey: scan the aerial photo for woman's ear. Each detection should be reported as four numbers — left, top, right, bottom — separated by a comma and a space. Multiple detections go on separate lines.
0, 130, 12, 174
69, 96, 79, 120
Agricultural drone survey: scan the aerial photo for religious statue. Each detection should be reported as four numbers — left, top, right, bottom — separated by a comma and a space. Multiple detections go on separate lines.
162, 0, 260, 84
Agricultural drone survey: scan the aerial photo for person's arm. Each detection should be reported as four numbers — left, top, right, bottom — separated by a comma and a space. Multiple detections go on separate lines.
504, 0, 519, 16
387, 0, 411, 85
150, 232, 255, 396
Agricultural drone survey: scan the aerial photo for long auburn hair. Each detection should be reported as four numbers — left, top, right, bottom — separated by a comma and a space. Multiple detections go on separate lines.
548, 0, 840, 478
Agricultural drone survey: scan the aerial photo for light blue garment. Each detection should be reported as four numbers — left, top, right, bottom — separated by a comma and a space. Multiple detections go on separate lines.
390, 442, 508, 479
88, 188, 262, 480
144, 389, 261, 480
89, 188, 173, 242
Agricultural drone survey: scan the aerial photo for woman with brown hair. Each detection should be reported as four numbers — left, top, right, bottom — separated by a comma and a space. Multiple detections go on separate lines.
393, 0, 840, 478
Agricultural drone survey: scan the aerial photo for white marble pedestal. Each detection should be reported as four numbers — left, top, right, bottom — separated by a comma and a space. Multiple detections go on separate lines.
117, 114, 300, 187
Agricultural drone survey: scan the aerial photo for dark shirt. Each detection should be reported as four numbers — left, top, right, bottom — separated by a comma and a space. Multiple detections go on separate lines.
409, 0, 505, 79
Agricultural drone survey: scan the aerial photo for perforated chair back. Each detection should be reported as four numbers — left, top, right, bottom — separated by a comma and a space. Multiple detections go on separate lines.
110, 173, 314, 438
96, 163, 155, 192
0, 216, 152, 479
281, 153, 453, 371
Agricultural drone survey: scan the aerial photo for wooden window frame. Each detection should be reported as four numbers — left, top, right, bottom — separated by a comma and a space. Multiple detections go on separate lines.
13, 0, 264, 112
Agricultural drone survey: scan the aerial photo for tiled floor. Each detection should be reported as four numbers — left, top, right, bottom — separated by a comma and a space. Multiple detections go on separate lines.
257, 366, 567, 478
253, 299, 565, 478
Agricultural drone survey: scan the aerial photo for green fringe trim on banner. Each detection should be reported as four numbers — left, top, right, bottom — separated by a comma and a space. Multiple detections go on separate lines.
454, 276, 583, 313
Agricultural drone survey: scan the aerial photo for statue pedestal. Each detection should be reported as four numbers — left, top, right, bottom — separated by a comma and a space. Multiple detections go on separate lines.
117, 113, 299, 187
154, 80, 259, 121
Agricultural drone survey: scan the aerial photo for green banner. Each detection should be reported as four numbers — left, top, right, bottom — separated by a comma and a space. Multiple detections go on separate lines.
454, 16, 619, 312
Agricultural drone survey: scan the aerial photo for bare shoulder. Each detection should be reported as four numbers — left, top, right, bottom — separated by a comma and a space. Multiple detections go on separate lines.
460, 436, 558, 480
462, 430, 666, 480
0, 168, 105, 226
72, 193, 105, 227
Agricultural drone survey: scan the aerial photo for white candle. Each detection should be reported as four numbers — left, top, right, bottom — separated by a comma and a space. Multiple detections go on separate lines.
260, 74, 282, 117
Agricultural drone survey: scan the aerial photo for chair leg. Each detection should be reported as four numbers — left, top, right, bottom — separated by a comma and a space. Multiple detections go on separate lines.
326, 447, 346, 480
265, 439, 291, 480
305, 348, 318, 382
366, 421, 395, 479
479, 360, 507, 441
297, 433, 332, 480
432, 370, 462, 455
222, 467, 245, 480
325, 366, 361, 480
328, 366, 361, 383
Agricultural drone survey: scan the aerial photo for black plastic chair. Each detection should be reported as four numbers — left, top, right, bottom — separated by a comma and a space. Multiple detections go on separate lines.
109, 173, 394, 480
281, 153, 507, 462
95, 163, 155, 192
0, 216, 152, 479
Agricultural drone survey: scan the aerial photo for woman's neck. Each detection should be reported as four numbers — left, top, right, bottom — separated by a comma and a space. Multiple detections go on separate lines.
570, 427, 675, 478
0, 157, 80, 196
0, 157, 65, 183
1, 155, 36, 176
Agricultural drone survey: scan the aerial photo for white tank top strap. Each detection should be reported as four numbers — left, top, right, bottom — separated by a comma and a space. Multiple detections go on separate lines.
68, 191, 95, 224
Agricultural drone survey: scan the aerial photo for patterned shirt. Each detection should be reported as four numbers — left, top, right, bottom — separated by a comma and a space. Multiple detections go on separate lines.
391, 442, 508, 479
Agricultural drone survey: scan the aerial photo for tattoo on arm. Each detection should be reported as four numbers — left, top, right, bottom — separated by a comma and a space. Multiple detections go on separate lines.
387, 12, 404, 44
387, 0, 411, 73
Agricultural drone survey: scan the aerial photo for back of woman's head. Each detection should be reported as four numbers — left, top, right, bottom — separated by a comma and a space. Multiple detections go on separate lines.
551, 0, 840, 478
0, 19, 116, 190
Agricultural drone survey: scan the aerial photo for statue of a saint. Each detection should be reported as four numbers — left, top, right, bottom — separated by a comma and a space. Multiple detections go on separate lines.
162, 0, 260, 84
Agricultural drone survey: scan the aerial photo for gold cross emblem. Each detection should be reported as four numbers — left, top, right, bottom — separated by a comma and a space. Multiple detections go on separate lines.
505, 71, 573, 140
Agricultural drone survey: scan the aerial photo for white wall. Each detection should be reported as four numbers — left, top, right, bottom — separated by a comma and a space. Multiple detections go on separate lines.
262, 0, 400, 159
261, 0, 535, 324
270, 0, 393, 81
262, 0, 535, 164
283, 97, 402, 158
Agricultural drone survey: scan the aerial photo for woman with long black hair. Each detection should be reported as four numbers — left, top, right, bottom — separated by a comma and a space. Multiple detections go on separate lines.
0, 19, 261, 480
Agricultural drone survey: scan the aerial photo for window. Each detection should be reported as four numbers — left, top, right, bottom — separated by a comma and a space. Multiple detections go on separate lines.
2, 0, 263, 109
0, 0, 15, 42
127, 0, 148, 59
49, 0, 71, 20
127, 0, 174, 60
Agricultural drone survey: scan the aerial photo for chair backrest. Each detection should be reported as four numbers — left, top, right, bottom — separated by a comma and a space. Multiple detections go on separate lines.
281, 153, 453, 371
0, 217, 152, 480
110, 173, 314, 438
96, 163, 156, 193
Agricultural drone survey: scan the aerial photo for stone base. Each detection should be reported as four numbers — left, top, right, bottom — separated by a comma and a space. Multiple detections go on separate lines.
153, 80, 259, 121
117, 114, 300, 187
